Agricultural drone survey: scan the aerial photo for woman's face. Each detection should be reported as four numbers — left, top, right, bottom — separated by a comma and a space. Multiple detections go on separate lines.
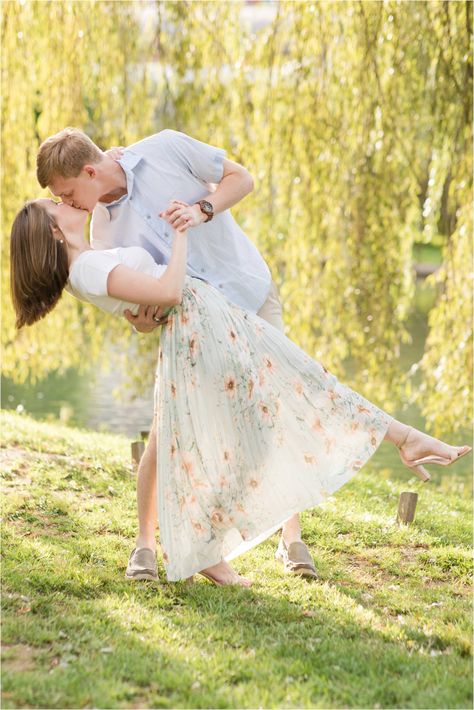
37, 198, 89, 235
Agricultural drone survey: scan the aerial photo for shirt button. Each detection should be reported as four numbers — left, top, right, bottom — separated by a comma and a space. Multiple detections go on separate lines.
218, 284, 223, 289
146, 214, 151, 220
200, 268, 205, 273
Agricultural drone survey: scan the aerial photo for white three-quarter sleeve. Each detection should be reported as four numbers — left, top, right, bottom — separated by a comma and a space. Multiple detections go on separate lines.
70, 251, 122, 298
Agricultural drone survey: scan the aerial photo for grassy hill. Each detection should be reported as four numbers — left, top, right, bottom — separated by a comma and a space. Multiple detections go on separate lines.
1, 411, 472, 709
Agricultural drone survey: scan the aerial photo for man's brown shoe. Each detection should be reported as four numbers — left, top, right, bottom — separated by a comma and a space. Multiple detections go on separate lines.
275, 537, 318, 579
125, 547, 159, 581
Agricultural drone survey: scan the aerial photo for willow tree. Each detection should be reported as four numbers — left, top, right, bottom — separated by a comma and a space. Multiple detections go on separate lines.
1, 0, 472, 435
1, 0, 157, 383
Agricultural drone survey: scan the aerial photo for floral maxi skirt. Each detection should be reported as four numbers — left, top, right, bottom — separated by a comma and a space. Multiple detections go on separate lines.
154, 277, 392, 581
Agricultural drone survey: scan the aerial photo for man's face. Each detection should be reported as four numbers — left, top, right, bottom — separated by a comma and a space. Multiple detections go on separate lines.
49, 166, 103, 213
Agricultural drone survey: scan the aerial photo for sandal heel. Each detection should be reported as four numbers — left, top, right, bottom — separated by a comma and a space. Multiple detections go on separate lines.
411, 464, 431, 482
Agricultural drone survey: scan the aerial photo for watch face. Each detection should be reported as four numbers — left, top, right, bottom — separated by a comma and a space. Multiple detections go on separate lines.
201, 200, 213, 213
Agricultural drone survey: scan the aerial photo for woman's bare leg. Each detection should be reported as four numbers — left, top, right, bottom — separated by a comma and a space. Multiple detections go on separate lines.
279, 418, 470, 549
281, 514, 302, 546
135, 418, 158, 551
137, 419, 253, 584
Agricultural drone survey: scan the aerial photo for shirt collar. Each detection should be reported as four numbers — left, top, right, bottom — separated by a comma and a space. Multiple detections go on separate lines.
119, 149, 142, 172
100, 149, 143, 209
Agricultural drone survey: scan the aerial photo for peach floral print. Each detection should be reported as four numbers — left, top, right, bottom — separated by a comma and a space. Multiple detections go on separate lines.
153, 275, 392, 582
210, 509, 226, 526
263, 356, 275, 373
181, 451, 194, 476
224, 375, 237, 397
324, 436, 336, 454
191, 520, 207, 537
247, 378, 255, 400
189, 332, 199, 359
294, 380, 303, 396
170, 438, 178, 459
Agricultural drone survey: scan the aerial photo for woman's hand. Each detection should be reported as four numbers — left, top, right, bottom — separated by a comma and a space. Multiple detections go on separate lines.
104, 146, 125, 161
159, 199, 203, 233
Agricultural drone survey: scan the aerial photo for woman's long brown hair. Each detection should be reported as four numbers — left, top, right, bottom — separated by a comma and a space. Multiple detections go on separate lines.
10, 201, 69, 328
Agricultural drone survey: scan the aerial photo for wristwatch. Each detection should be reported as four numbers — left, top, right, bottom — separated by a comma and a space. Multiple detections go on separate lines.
195, 199, 214, 223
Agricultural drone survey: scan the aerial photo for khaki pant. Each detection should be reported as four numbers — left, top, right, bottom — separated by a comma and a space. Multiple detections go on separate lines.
256, 280, 284, 332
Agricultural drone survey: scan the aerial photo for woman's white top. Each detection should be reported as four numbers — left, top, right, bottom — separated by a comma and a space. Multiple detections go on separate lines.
66, 246, 167, 317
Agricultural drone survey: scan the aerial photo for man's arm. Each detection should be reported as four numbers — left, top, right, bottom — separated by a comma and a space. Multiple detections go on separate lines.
104, 145, 254, 230
200, 157, 254, 213
105, 138, 255, 330
161, 158, 254, 231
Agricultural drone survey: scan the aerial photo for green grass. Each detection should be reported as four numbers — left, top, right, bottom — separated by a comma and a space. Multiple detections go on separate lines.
412, 242, 443, 265
1, 410, 472, 709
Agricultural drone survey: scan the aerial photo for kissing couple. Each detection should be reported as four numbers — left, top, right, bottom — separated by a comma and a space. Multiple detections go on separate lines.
10, 127, 471, 586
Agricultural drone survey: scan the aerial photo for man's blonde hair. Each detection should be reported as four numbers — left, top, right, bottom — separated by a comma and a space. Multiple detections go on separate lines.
36, 127, 103, 188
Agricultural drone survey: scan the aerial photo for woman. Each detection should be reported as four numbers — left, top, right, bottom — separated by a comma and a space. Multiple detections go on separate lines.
10, 199, 471, 586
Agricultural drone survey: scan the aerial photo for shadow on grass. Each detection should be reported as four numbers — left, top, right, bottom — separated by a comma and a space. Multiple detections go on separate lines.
2, 527, 472, 709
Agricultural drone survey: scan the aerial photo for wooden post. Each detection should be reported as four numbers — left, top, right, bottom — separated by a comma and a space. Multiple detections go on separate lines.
131, 441, 145, 466
397, 491, 418, 525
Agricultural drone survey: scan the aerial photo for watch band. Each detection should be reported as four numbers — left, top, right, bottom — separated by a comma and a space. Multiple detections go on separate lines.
196, 199, 214, 222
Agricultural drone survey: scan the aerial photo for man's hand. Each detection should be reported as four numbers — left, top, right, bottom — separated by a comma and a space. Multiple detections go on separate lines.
159, 199, 205, 232
105, 146, 125, 160
124, 305, 169, 333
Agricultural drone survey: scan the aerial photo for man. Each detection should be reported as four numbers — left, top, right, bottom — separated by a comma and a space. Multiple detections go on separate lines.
36, 127, 318, 584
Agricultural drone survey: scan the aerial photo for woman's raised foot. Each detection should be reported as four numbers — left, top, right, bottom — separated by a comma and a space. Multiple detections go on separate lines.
397, 426, 471, 466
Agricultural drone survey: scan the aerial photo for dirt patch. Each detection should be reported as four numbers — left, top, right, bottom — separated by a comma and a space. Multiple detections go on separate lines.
5, 515, 76, 540
1, 643, 37, 672
1, 446, 91, 473
340, 559, 393, 588
336, 547, 471, 594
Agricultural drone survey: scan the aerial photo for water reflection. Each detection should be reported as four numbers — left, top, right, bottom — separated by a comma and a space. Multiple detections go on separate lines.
2, 366, 154, 438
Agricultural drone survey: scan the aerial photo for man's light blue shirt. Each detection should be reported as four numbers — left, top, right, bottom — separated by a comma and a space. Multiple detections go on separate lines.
90, 129, 271, 313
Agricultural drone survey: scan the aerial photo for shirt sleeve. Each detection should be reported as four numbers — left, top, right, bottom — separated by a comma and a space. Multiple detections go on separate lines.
160, 129, 227, 184
71, 251, 122, 298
